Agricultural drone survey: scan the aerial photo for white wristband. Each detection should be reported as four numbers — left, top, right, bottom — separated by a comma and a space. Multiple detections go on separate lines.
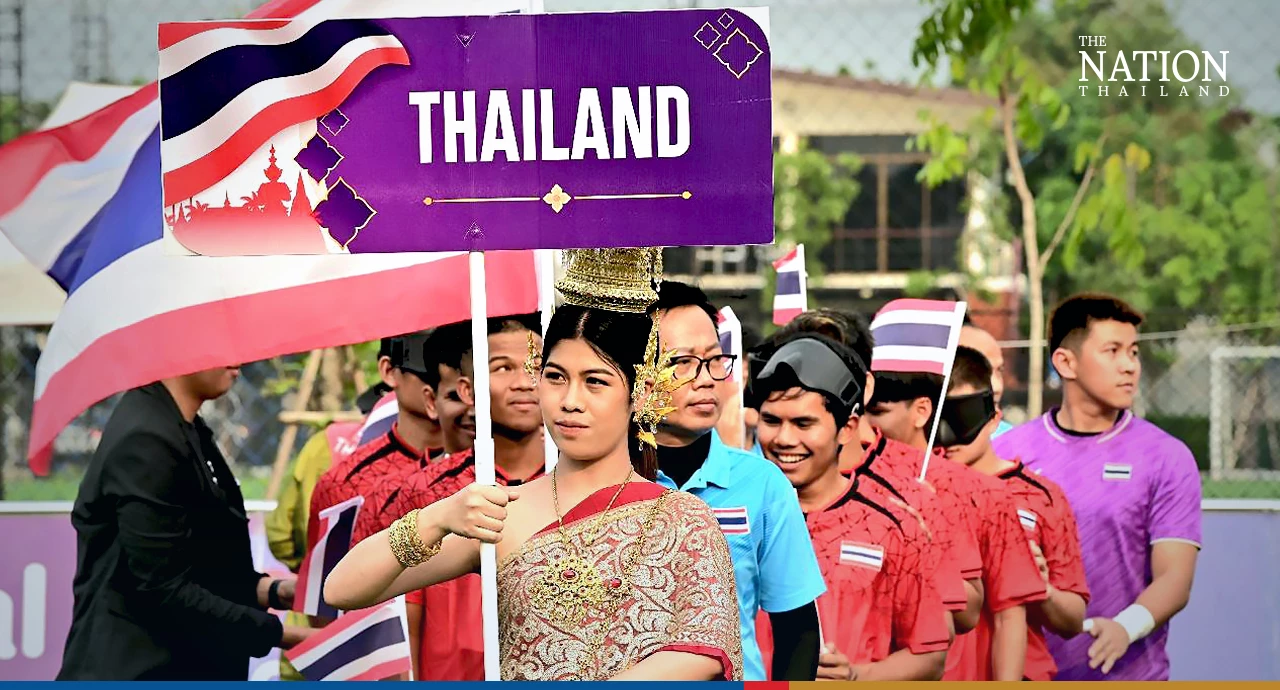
1112, 604, 1156, 643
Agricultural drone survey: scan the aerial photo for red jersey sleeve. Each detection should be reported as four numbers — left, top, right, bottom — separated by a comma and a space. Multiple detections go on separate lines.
980, 484, 1047, 612
1043, 483, 1090, 600
892, 524, 952, 654
406, 587, 426, 606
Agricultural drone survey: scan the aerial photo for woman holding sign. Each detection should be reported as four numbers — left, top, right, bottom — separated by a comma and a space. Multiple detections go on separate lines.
325, 248, 743, 681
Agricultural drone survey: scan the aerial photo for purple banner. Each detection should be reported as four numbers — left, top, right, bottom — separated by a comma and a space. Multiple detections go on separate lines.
161, 9, 774, 256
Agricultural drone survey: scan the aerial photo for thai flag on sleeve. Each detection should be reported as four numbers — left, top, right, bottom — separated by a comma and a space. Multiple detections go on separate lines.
285, 595, 413, 681
869, 299, 968, 376
356, 391, 398, 446
716, 306, 743, 385
158, 18, 408, 205
295, 495, 363, 618
840, 541, 885, 571
0, 0, 538, 474
712, 506, 750, 535
771, 245, 807, 326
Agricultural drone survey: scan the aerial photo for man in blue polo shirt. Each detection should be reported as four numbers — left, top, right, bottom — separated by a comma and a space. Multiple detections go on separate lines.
649, 282, 825, 682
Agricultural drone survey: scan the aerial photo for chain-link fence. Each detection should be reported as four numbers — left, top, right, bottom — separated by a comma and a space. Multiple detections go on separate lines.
1, 0, 1277, 498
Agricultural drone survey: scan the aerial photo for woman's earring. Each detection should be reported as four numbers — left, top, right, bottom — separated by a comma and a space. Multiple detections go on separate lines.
524, 331, 540, 386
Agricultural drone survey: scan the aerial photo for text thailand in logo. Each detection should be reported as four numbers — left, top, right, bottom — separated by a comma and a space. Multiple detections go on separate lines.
0, 564, 47, 661
1078, 35, 1229, 98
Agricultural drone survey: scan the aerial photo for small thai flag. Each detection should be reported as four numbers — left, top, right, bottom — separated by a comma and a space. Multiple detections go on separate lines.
772, 245, 808, 326
285, 595, 413, 681
840, 541, 885, 571
713, 506, 751, 535
295, 495, 363, 618
870, 299, 967, 376
717, 306, 743, 386
1103, 463, 1133, 481
1018, 508, 1038, 532
356, 392, 398, 446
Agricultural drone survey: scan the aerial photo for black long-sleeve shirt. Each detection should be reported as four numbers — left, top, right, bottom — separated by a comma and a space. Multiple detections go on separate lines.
58, 383, 282, 680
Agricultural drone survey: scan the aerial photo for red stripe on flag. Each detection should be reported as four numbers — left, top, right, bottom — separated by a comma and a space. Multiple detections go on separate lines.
0, 85, 157, 219
870, 358, 947, 375
771, 247, 797, 270
28, 251, 536, 473
772, 307, 802, 326
158, 20, 294, 51
351, 658, 413, 682
161, 45, 410, 206
877, 298, 958, 313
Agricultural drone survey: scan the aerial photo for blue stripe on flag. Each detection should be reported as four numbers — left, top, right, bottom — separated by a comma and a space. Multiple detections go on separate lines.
871, 323, 953, 349
301, 617, 406, 680
776, 271, 802, 295
49, 127, 162, 293
161, 20, 396, 139
719, 330, 732, 354
717, 516, 747, 526
318, 505, 359, 619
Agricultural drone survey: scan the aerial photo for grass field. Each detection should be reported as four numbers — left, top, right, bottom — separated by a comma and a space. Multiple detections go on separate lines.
5, 468, 1280, 502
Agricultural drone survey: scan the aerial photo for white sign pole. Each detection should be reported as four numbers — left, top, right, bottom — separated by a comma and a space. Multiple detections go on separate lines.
468, 251, 500, 681
537, 249, 559, 473
918, 301, 968, 482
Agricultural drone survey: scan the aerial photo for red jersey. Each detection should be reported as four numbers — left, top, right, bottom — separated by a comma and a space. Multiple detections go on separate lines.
391, 451, 545, 681
306, 424, 424, 552
854, 432, 979, 612
756, 474, 951, 674
939, 460, 1048, 681
998, 461, 1090, 681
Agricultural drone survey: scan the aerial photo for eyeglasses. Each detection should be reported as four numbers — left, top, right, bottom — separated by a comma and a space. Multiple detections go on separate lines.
671, 354, 738, 381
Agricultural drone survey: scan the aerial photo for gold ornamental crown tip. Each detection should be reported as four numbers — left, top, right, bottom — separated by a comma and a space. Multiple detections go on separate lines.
555, 247, 666, 314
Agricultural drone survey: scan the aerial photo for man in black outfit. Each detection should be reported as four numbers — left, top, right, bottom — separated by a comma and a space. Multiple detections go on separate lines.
59, 366, 310, 680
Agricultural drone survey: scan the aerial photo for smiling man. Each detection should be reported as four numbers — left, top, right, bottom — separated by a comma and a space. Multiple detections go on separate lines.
994, 293, 1201, 680
649, 281, 825, 682
753, 334, 951, 681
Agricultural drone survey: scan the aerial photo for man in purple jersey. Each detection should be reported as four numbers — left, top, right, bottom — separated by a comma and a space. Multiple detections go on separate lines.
993, 293, 1201, 681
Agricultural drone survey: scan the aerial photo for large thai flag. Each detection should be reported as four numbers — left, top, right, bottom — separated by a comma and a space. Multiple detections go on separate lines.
158, 18, 408, 206
286, 595, 413, 681
771, 245, 807, 326
0, 0, 537, 474
295, 494, 363, 619
869, 299, 968, 376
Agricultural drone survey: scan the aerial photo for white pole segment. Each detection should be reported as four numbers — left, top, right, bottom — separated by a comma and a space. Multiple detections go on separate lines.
468, 251, 500, 681
537, 249, 558, 473
918, 302, 968, 483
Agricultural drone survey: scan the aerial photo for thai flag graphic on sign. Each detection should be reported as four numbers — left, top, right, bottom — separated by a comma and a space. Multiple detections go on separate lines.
295, 495, 363, 618
1018, 508, 1038, 532
356, 392, 398, 447
772, 245, 807, 326
869, 298, 967, 376
286, 595, 413, 681
713, 506, 751, 535
1103, 463, 1133, 481
840, 541, 885, 571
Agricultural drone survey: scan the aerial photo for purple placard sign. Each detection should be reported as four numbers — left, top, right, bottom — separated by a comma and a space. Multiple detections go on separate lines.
163, 9, 773, 255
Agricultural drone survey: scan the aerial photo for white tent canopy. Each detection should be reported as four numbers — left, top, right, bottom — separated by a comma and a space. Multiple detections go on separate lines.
0, 81, 136, 326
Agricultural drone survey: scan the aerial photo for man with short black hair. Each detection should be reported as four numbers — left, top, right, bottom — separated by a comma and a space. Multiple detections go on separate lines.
753, 333, 951, 681
994, 293, 1201, 680
649, 281, 825, 682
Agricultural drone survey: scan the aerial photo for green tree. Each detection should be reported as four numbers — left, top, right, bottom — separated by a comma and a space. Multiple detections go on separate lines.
764, 139, 862, 318
908, 0, 1278, 414
0, 97, 52, 144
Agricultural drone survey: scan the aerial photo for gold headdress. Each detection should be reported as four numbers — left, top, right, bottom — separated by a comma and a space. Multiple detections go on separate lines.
525, 247, 682, 447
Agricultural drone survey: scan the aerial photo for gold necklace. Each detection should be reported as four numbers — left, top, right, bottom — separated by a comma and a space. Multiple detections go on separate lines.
531, 469, 665, 680
529, 466, 633, 628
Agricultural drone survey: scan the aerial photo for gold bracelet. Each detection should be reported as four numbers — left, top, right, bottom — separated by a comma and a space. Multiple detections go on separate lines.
388, 508, 442, 569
